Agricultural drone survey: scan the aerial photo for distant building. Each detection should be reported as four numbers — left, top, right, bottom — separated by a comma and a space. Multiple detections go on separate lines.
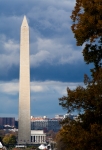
31, 116, 62, 132
15, 120, 18, 128
0, 117, 15, 127
55, 115, 64, 119
31, 130, 46, 144
64, 113, 74, 120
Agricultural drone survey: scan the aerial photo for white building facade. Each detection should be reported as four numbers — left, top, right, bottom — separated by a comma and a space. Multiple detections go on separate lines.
31, 130, 46, 144
31, 116, 62, 132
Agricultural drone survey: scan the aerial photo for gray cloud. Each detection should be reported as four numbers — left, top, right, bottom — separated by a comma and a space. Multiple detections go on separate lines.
0, 0, 83, 76
0, 0, 90, 118
0, 80, 84, 117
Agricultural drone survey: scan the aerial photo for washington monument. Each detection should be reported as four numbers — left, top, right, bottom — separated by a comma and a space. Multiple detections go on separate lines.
18, 16, 31, 144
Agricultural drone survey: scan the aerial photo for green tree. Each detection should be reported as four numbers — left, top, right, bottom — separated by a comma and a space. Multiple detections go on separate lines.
71, 0, 102, 70
3, 134, 17, 145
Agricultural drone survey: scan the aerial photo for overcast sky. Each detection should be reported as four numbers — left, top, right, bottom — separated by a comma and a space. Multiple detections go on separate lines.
0, 0, 91, 119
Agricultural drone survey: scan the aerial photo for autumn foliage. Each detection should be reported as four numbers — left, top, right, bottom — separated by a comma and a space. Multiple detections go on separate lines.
57, 0, 102, 149
71, 0, 102, 69
58, 69, 102, 149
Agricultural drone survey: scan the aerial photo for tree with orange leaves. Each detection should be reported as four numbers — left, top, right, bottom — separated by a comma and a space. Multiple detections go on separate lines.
58, 69, 102, 150
71, 0, 102, 70
56, 1, 102, 149
57, 0, 102, 150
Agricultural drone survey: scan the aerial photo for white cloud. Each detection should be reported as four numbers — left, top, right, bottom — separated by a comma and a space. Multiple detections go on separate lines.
30, 50, 51, 67
30, 37, 83, 67
35, 80, 83, 96
0, 79, 84, 117
0, 0, 82, 72
0, 80, 19, 94
0, 80, 84, 96
4, 40, 19, 52
0, 0, 88, 118
0, 34, 19, 68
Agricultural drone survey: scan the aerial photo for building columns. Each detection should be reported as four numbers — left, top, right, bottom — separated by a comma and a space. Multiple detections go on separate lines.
31, 135, 46, 143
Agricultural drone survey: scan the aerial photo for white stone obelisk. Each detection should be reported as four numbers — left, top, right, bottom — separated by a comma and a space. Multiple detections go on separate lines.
18, 16, 31, 144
